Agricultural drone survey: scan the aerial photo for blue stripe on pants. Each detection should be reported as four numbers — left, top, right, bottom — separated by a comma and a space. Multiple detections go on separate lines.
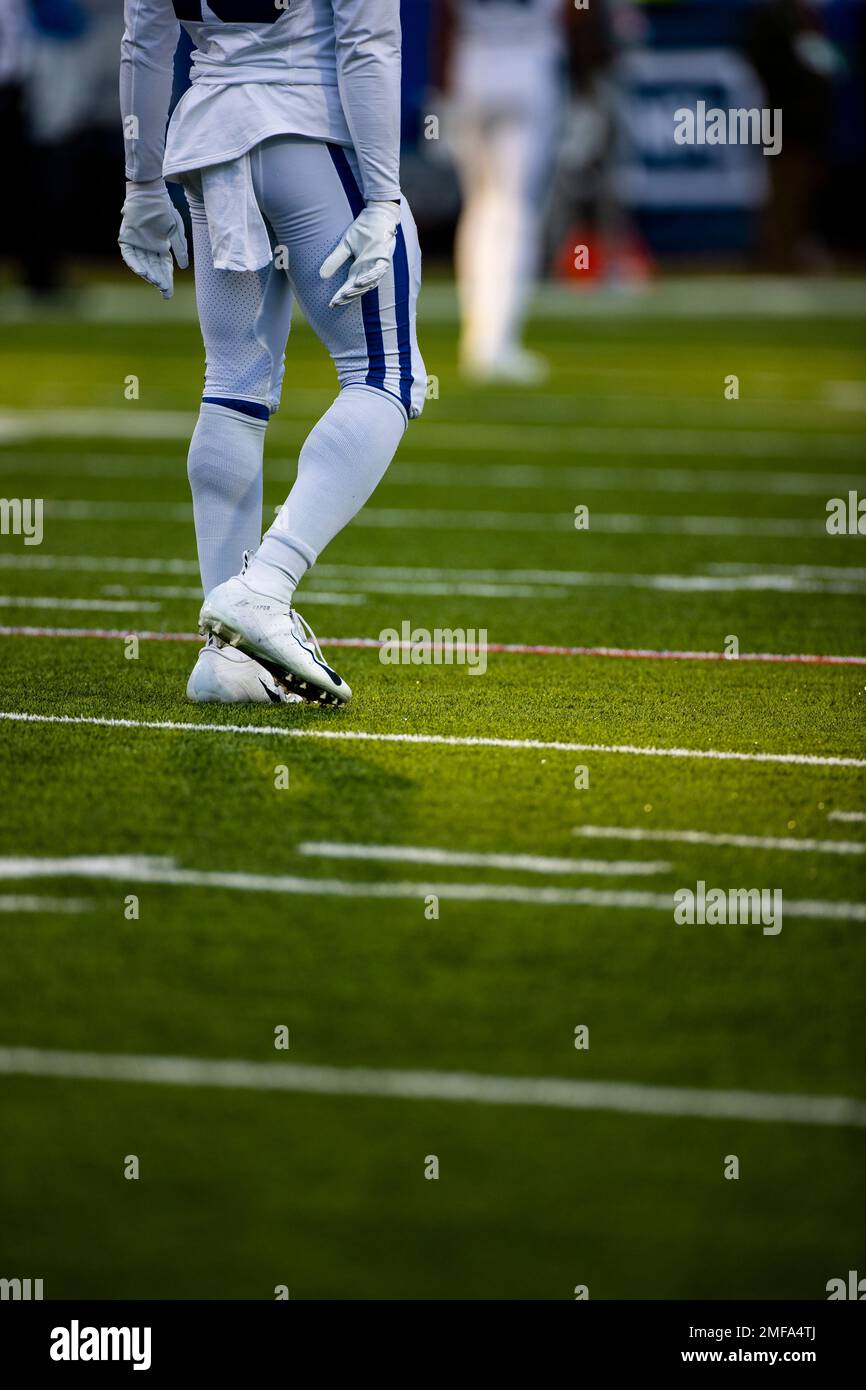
392, 225, 413, 413
326, 144, 386, 392
202, 396, 269, 421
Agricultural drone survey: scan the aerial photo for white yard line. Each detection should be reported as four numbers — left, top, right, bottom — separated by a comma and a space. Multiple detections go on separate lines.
1, 408, 861, 457
0, 855, 174, 880
0, 596, 160, 612
572, 825, 866, 857
0, 854, 862, 921
101, 584, 365, 606
6, 450, 859, 497
0, 895, 95, 913
319, 560, 866, 594
48, 501, 191, 521
0, 1046, 862, 1129
0, 554, 202, 575
4, 553, 865, 595
389, 461, 863, 498
5, 569, 866, 606
306, 574, 864, 597
827, 811, 866, 824
1, 711, 864, 766
124, 573, 858, 598
709, 562, 866, 579
0, 409, 200, 442
352, 509, 826, 538
408, 423, 864, 459
296, 842, 670, 877
3, 275, 865, 322
37, 499, 829, 539
111, 579, 582, 600
45, 558, 861, 598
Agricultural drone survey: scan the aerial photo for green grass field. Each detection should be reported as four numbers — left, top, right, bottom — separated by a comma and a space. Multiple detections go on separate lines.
0, 275, 864, 1299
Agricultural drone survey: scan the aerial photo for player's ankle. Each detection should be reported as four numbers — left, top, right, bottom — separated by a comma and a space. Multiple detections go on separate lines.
242, 553, 299, 606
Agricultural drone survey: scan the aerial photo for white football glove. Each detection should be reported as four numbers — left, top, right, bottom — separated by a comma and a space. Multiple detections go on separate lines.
319, 200, 401, 308
118, 182, 188, 300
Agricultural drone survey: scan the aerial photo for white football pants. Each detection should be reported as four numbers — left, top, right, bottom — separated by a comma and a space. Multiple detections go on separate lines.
184, 135, 426, 596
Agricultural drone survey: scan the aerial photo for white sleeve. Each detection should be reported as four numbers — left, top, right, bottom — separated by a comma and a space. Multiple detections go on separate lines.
331, 0, 403, 202
120, 0, 180, 183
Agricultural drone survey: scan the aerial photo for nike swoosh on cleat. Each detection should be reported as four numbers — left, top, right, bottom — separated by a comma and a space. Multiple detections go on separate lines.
259, 679, 283, 705
293, 634, 343, 685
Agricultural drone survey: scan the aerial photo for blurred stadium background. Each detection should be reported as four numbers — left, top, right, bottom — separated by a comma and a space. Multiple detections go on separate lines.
2, 0, 865, 295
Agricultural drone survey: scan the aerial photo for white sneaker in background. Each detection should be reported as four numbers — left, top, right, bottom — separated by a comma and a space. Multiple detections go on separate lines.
461, 347, 549, 386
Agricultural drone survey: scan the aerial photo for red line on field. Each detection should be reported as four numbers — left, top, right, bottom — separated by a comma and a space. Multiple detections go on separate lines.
1, 624, 864, 665
0, 625, 200, 643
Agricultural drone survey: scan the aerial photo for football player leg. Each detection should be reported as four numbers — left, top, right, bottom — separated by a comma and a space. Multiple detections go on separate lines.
199, 136, 426, 707
454, 87, 558, 382
184, 186, 299, 704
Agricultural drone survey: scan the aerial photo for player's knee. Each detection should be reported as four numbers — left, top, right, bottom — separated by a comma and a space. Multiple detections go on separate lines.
201, 338, 283, 415
333, 367, 426, 423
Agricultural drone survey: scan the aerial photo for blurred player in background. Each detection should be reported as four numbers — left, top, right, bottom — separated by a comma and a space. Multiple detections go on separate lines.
436, 0, 576, 384
2, 2, 125, 298
747, 0, 838, 271
0, 0, 32, 284
118, 0, 425, 707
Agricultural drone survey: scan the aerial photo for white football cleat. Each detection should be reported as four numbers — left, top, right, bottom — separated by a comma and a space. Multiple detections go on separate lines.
186, 636, 302, 705
198, 577, 351, 707
461, 347, 549, 386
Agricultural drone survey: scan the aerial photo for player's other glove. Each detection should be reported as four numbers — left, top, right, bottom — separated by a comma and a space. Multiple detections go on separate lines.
118, 181, 188, 300
319, 200, 401, 308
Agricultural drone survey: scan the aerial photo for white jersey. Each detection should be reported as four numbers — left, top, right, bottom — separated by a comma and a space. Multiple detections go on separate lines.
455, 0, 564, 59
452, 0, 565, 111
182, 0, 344, 84
121, 0, 402, 200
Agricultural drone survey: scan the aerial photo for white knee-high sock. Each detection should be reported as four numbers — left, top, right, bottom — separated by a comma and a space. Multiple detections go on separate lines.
187, 402, 267, 595
246, 385, 406, 603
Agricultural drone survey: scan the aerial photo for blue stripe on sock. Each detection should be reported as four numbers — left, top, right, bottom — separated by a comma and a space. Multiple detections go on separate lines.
392, 225, 413, 412
202, 396, 269, 421
326, 144, 386, 393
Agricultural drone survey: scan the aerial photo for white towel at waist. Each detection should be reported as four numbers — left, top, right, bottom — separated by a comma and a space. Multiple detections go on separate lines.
189, 152, 273, 273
